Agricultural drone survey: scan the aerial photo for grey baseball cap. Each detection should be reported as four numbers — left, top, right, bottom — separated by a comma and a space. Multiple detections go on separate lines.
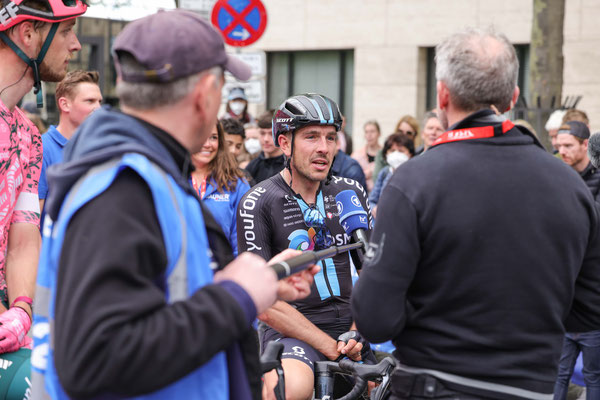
112, 9, 251, 83
228, 87, 247, 101
558, 121, 590, 140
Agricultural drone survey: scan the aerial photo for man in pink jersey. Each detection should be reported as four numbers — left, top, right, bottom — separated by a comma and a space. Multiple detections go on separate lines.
0, 0, 87, 356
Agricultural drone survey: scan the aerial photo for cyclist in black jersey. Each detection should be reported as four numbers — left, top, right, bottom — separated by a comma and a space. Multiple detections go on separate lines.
237, 94, 372, 400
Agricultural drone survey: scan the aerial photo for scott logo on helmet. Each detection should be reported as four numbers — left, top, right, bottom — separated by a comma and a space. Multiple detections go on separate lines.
0, 2, 18, 26
276, 118, 293, 123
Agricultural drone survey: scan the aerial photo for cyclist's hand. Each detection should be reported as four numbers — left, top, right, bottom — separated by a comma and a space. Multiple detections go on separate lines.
268, 249, 320, 302
215, 252, 278, 314
0, 307, 31, 353
337, 338, 363, 361
337, 330, 367, 362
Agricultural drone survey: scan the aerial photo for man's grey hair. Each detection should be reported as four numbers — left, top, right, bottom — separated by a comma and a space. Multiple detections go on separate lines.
422, 110, 439, 128
435, 27, 519, 113
116, 53, 222, 110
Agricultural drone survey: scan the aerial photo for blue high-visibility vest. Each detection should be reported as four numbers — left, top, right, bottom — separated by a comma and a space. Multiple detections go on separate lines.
31, 153, 228, 399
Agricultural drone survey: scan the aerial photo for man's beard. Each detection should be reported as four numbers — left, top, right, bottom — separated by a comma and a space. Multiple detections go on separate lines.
39, 59, 67, 82
291, 153, 330, 183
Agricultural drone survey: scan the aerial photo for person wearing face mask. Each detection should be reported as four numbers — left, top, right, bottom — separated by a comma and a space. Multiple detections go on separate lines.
244, 133, 262, 155
368, 133, 414, 218
244, 122, 262, 152
244, 110, 286, 184
373, 115, 419, 181
236, 122, 261, 169
224, 87, 254, 124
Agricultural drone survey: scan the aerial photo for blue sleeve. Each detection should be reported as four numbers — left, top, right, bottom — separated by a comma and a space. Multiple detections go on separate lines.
230, 178, 251, 256
369, 168, 388, 206
39, 142, 50, 200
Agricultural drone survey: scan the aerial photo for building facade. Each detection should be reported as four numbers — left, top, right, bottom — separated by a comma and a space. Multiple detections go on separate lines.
26, 1, 600, 148
242, 0, 599, 148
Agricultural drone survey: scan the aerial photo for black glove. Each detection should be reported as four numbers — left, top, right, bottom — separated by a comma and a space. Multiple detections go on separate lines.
337, 330, 371, 360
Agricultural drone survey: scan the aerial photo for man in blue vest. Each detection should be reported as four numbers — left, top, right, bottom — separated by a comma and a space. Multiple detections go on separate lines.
32, 10, 317, 400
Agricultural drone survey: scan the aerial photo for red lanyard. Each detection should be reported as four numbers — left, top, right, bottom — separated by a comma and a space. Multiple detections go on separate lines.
431, 120, 515, 148
192, 176, 207, 199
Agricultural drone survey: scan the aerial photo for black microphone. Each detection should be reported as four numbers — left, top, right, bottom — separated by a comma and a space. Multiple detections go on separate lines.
588, 132, 600, 168
335, 190, 369, 250
271, 242, 364, 279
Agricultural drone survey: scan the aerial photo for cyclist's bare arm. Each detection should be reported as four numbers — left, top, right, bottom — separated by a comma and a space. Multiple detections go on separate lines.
259, 301, 340, 360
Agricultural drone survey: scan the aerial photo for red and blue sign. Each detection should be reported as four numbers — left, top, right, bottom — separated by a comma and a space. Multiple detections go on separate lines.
211, 0, 267, 47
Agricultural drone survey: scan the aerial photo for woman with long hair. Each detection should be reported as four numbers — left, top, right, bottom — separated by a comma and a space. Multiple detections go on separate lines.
191, 121, 251, 256
351, 119, 382, 191
394, 114, 419, 140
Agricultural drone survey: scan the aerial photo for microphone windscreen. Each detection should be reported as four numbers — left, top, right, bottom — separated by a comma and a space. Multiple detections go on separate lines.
589, 133, 600, 169
335, 190, 368, 235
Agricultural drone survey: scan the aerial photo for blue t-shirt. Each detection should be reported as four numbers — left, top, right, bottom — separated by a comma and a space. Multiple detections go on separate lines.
39, 126, 68, 200
198, 177, 250, 256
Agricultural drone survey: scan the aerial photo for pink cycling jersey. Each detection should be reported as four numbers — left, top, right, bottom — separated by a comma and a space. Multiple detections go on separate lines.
0, 100, 42, 303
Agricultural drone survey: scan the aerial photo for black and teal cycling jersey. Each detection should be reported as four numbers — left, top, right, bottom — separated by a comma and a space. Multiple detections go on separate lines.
237, 173, 371, 332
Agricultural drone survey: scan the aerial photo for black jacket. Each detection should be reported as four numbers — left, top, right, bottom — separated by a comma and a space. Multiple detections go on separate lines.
245, 152, 285, 185
580, 161, 600, 201
331, 150, 367, 190
352, 109, 600, 398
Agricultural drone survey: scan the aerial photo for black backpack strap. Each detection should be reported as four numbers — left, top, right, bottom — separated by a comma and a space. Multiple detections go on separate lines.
199, 202, 234, 269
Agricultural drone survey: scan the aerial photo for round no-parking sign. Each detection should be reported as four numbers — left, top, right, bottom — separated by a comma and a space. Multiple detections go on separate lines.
211, 0, 267, 47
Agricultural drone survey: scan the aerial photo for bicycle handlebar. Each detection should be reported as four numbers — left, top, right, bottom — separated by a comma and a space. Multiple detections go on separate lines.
260, 341, 284, 375
315, 356, 396, 400
339, 357, 395, 380
260, 341, 286, 400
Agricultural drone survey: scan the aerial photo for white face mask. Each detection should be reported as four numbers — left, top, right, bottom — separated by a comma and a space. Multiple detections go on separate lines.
229, 101, 246, 116
386, 151, 409, 169
244, 138, 261, 154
